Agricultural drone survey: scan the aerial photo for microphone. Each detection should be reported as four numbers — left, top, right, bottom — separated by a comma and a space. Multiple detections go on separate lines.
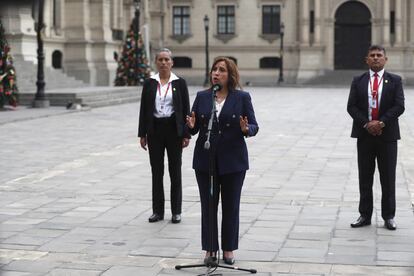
212, 83, 222, 94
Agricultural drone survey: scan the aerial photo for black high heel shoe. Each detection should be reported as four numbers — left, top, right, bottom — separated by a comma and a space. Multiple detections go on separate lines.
203, 251, 217, 265
223, 251, 235, 265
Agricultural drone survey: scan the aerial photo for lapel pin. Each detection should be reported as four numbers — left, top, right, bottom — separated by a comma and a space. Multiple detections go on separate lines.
173, 87, 176, 91
385, 79, 388, 84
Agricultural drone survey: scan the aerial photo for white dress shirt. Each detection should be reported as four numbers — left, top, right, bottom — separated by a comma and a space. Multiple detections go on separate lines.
151, 72, 179, 118
367, 68, 385, 121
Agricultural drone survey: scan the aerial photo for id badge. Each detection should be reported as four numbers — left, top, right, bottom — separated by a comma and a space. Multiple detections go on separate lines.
371, 99, 377, 108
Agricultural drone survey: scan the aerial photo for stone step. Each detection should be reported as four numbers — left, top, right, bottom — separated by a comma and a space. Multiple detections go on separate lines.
18, 86, 141, 107
304, 70, 365, 86
13, 59, 87, 92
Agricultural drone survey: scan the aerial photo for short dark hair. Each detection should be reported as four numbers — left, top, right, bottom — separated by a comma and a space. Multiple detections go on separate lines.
368, 45, 386, 55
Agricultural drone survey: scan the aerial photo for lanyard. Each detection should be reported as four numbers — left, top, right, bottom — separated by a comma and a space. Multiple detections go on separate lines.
369, 74, 383, 95
157, 82, 171, 99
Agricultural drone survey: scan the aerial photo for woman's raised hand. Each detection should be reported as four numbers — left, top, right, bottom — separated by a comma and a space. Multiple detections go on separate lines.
240, 116, 249, 134
186, 111, 196, 129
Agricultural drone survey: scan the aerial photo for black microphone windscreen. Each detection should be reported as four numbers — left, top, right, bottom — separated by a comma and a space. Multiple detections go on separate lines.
212, 83, 222, 92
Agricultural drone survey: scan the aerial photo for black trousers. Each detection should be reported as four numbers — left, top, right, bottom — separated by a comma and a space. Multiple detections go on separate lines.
357, 137, 397, 220
147, 116, 182, 216
195, 170, 245, 252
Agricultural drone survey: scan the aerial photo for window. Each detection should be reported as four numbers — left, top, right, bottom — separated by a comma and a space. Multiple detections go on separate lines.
173, 6, 190, 35
173, 57, 192, 68
112, 29, 124, 41
260, 57, 280, 69
52, 0, 62, 34
52, 50, 63, 69
262, 5, 281, 34
310, 10, 315, 34
390, 11, 395, 34
217, 5, 235, 34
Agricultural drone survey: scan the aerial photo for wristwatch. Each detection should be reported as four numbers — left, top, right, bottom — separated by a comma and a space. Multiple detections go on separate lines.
379, 121, 385, 128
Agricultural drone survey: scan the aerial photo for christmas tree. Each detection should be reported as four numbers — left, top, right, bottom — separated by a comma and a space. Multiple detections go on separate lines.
114, 25, 151, 86
0, 20, 18, 108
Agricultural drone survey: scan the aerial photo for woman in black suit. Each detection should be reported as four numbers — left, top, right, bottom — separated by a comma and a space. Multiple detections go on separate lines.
138, 48, 190, 224
186, 57, 259, 265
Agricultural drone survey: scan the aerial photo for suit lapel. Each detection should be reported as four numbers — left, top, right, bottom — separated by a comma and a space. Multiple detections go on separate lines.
218, 90, 236, 122
171, 80, 179, 108
360, 72, 370, 113
149, 79, 157, 108
379, 71, 390, 113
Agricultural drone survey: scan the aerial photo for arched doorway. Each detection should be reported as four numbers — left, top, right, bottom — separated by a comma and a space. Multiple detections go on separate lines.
52, 50, 63, 69
334, 1, 371, 69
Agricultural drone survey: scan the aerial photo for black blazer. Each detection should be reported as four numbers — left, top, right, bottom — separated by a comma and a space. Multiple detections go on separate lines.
347, 71, 405, 141
138, 77, 190, 138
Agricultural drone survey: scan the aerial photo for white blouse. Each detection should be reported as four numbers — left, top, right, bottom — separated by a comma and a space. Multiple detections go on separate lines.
151, 72, 179, 118
215, 99, 226, 119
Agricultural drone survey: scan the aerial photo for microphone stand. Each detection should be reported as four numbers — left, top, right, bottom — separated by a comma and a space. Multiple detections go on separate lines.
175, 89, 257, 275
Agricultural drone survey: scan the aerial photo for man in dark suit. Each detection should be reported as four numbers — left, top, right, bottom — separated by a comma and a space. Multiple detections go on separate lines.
138, 48, 190, 223
347, 45, 405, 230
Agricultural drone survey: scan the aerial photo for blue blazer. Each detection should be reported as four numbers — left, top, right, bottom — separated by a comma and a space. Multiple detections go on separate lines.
347, 71, 405, 141
190, 89, 259, 175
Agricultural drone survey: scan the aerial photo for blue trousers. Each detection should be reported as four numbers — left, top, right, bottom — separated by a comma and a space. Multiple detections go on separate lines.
195, 170, 245, 251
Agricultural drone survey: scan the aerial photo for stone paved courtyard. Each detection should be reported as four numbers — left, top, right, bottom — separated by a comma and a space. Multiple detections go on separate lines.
1, 86, 413, 275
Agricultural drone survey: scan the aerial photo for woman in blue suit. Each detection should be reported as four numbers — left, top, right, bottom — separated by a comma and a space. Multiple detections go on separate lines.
186, 57, 259, 265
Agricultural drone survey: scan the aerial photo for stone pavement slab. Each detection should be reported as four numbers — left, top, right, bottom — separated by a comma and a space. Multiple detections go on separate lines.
1, 86, 414, 275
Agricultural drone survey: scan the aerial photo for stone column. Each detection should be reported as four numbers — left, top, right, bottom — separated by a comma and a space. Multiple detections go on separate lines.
408, 0, 414, 43
395, 0, 403, 44
383, 0, 390, 45
0, 4, 37, 62
300, 0, 310, 45
314, 0, 321, 44
142, 0, 151, 59
89, 0, 117, 85
64, 0, 95, 84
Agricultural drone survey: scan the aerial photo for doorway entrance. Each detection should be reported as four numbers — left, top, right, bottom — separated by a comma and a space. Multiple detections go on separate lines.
334, 1, 371, 69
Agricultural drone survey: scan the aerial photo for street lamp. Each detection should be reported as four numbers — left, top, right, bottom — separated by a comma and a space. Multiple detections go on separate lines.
133, 0, 141, 85
278, 22, 285, 84
32, 0, 49, 107
203, 15, 210, 87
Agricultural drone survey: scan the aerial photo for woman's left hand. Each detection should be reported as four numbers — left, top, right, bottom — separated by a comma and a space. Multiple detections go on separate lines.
182, 138, 190, 148
239, 116, 249, 134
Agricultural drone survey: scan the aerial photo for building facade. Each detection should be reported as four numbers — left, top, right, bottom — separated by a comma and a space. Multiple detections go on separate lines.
2, 0, 414, 86
0, 0, 136, 86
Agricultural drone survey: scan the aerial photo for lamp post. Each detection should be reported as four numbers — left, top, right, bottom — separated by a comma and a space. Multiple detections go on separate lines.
203, 15, 210, 87
133, 0, 141, 85
32, 0, 49, 108
278, 22, 285, 84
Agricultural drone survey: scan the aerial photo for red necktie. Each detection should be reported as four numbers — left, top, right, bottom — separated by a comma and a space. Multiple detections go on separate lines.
372, 73, 379, 120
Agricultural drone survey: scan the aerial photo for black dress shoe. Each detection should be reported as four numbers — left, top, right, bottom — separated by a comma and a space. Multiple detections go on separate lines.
384, 219, 397, 230
171, 214, 181, 223
223, 256, 235, 265
148, 213, 163, 223
350, 216, 371, 228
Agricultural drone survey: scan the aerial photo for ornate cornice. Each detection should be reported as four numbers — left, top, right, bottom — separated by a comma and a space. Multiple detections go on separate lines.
167, 0, 194, 8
